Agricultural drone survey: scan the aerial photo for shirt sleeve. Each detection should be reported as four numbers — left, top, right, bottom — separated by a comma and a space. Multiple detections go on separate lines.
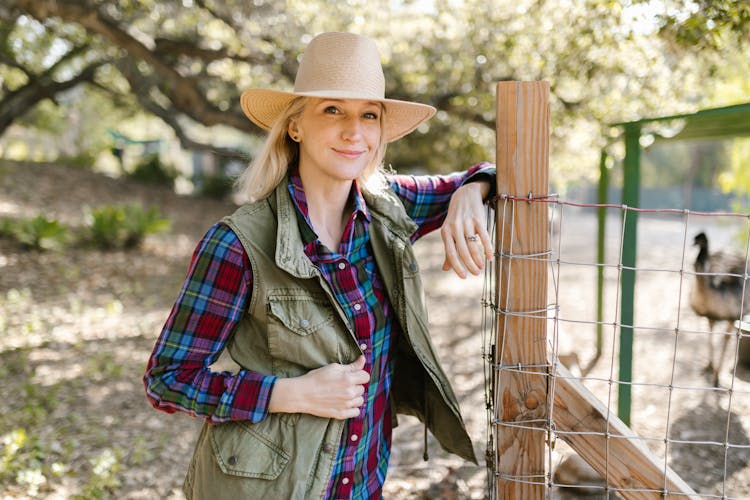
143, 223, 276, 424
387, 161, 496, 242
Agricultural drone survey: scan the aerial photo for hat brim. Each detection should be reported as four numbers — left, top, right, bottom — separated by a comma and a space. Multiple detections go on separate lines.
240, 88, 436, 142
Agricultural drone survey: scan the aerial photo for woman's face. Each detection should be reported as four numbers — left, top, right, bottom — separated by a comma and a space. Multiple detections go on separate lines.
289, 98, 382, 186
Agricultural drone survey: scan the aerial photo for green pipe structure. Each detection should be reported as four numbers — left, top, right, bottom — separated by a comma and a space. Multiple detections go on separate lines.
596, 151, 608, 361
600, 102, 750, 426
618, 123, 641, 426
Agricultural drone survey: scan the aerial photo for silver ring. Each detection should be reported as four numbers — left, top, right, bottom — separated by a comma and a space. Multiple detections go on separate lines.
466, 234, 479, 242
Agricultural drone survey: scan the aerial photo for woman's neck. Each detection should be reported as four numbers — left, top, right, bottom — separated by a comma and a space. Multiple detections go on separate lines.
298, 170, 353, 251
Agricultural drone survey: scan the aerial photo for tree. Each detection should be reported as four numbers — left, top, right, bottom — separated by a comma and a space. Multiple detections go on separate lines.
0, 0, 746, 179
655, 0, 750, 51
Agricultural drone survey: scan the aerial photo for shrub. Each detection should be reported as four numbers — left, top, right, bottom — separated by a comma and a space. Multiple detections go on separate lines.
0, 215, 69, 251
84, 204, 170, 250
57, 152, 97, 169
200, 174, 234, 200
127, 154, 175, 186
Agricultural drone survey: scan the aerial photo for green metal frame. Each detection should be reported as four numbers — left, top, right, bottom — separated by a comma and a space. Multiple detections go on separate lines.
597, 102, 750, 425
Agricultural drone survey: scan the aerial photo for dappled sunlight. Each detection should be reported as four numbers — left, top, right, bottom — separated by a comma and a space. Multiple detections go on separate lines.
143, 232, 199, 259
428, 267, 486, 296
1, 288, 167, 351
0, 199, 21, 217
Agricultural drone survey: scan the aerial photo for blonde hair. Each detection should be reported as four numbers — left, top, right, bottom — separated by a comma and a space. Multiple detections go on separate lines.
237, 97, 389, 203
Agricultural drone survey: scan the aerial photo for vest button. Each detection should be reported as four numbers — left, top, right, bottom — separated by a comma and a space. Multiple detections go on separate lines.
227, 455, 238, 466
408, 262, 418, 272
299, 319, 310, 328
322, 443, 334, 454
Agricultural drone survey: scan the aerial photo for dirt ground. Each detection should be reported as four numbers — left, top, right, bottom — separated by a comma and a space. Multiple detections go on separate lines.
1, 161, 748, 499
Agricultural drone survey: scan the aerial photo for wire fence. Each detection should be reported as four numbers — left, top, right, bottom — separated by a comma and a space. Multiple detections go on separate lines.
482, 195, 750, 499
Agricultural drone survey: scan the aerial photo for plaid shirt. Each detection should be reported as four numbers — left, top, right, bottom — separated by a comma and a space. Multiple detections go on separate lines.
144, 162, 495, 499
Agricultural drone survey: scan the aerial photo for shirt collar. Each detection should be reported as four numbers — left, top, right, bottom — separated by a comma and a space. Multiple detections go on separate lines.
287, 165, 371, 228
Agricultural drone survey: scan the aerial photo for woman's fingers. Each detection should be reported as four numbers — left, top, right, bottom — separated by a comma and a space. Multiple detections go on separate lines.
440, 224, 467, 278
441, 182, 494, 278
282, 358, 370, 420
440, 220, 492, 278
456, 231, 481, 276
466, 221, 494, 269
478, 224, 494, 261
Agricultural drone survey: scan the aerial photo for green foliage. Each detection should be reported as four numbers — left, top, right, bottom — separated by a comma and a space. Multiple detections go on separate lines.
84, 204, 170, 250
85, 351, 124, 379
1, 376, 65, 497
57, 152, 98, 169
21, 382, 60, 427
657, 0, 750, 50
0, 215, 69, 251
719, 138, 750, 211
641, 140, 729, 188
199, 173, 235, 200
3, 0, 750, 187
75, 448, 122, 499
126, 153, 176, 186
0, 428, 47, 496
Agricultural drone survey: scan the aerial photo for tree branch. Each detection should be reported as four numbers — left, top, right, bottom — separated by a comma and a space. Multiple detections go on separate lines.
14, 0, 247, 129
0, 58, 107, 135
115, 57, 252, 161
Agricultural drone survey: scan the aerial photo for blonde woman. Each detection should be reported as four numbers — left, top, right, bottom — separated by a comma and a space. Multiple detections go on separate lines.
144, 32, 496, 499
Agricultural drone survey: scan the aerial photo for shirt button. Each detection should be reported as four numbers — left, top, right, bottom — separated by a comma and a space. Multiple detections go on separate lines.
351, 434, 358, 442
353, 303, 362, 311
359, 343, 367, 351
342, 478, 350, 485
338, 262, 346, 270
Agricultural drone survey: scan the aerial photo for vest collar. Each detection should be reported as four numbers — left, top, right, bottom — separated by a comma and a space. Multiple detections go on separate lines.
272, 175, 419, 277
362, 185, 418, 241
273, 178, 319, 278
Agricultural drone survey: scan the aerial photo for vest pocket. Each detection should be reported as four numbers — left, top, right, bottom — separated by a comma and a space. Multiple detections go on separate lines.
268, 296, 335, 336
266, 293, 344, 369
209, 420, 290, 480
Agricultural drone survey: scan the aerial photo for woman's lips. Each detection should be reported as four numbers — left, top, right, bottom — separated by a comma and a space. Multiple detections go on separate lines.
334, 148, 367, 159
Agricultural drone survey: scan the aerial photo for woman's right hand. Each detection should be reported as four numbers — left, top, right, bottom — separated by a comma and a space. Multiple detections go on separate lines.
268, 355, 370, 419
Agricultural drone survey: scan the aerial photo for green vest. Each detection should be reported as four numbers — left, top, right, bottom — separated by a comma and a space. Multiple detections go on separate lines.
183, 179, 475, 500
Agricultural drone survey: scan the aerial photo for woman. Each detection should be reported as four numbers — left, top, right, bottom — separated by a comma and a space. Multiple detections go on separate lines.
144, 32, 496, 499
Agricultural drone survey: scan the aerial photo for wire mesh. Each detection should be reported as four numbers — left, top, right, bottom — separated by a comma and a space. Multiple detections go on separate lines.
482, 195, 750, 499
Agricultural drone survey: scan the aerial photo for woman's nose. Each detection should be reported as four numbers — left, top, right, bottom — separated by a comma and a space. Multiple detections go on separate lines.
341, 116, 363, 140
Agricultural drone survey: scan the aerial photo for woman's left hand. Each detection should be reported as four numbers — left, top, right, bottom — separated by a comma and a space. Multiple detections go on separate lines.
440, 181, 494, 278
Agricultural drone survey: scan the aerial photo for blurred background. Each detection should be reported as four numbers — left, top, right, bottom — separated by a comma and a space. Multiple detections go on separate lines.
1, 0, 749, 498
0, 0, 748, 198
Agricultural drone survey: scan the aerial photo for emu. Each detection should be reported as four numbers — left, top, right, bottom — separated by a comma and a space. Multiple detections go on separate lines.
689, 232, 750, 386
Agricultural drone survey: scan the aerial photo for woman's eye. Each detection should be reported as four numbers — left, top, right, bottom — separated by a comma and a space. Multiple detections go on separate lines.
324, 106, 339, 114
364, 111, 379, 120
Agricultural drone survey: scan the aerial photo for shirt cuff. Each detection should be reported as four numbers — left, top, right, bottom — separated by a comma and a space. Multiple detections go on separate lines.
461, 162, 497, 203
211, 370, 277, 424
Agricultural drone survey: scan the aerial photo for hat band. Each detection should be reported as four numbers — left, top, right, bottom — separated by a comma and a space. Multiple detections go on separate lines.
294, 89, 386, 101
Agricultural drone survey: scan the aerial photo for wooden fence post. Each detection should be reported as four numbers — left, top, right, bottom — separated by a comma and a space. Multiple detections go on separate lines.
495, 81, 550, 499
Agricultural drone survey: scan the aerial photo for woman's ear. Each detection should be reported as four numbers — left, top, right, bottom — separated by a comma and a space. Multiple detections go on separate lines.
288, 121, 300, 142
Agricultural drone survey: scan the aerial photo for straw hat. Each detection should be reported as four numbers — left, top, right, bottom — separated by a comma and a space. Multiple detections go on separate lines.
240, 32, 436, 142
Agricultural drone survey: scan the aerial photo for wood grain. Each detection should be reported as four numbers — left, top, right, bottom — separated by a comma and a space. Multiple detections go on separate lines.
495, 81, 550, 499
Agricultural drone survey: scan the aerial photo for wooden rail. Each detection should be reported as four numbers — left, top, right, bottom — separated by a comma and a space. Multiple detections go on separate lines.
552, 364, 698, 498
